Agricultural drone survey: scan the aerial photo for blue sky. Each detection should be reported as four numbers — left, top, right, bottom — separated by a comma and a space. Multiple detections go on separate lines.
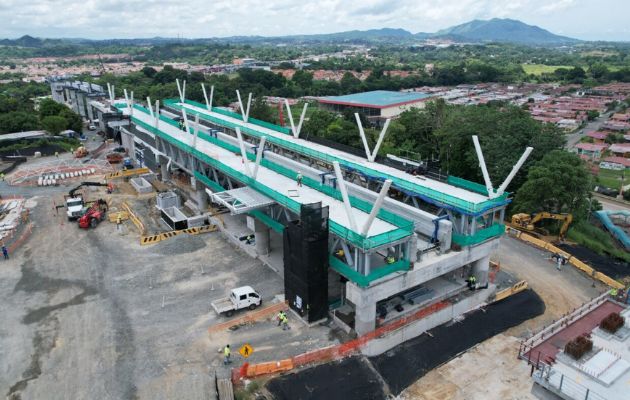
0, 0, 627, 41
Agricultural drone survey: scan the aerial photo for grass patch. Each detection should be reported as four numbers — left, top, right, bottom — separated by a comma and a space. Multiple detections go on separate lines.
567, 221, 630, 262
596, 168, 626, 189
522, 64, 573, 75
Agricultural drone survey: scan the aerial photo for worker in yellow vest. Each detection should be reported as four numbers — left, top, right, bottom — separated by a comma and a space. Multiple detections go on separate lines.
223, 344, 231, 365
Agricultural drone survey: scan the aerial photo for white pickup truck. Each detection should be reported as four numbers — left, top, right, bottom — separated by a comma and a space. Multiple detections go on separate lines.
211, 286, 262, 317
66, 195, 85, 220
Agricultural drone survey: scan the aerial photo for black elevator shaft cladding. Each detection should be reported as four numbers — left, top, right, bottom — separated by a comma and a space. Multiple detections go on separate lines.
283, 202, 329, 322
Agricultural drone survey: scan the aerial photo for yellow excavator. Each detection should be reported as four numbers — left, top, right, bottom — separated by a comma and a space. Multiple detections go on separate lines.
510, 212, 573, 240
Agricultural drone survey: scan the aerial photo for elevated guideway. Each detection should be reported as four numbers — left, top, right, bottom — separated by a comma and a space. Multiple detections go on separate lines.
165, 99, 510, 217
115, 102, 409, 247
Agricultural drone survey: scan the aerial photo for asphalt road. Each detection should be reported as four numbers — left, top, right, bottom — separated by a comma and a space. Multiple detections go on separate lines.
593, 193, 630, 212
565, 112, 611, 149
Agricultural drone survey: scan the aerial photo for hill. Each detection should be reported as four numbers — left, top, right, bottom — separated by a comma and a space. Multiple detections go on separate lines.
0, 19, 581, 48
432, 18, 578, 44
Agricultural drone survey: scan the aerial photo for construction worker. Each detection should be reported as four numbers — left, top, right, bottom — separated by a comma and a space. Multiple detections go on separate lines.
223, 344, 231, 365
296, 171, 303, 187
610, 287, 618, 299
281, 313, 289, 330
116, 215, 122, 231
334, 249, 345, 259
54, 151, 59, 158
277, 310, 285, 326
467, 275, 476, 289
0, 172, 5, 181
2, 245, 8, 260
385, 255, 396, 264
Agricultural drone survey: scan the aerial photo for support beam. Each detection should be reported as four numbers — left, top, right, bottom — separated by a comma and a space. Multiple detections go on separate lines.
285, 101, 309, 138
370, 119, 391, 162
496, 146, 534, 196
182, 109, 191, 135
192, 114, 200, 149
154, 100, 160, 129
355, 113, 372, 161
333, 161, 358, 232
360, 179, 392, 236
236, 90, 252, 123
252, 136, 267, 180
472, 135, 494, 197
340, 240, 354, 267
146, 97, 154, 118
201, 84, 214, 111
129, 91, 134, 117
236, 127, 252, 177
106, 83, 115, 103
176, 79, 186, 102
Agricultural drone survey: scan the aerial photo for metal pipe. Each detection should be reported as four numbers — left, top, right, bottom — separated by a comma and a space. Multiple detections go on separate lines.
333, 161, 358, 232
472, 135, 494, 197
496, 147, 534, 196
361, 179, 392, 236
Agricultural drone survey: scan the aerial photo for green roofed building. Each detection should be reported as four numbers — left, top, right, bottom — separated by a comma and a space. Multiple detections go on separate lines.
318, 90, 433, 124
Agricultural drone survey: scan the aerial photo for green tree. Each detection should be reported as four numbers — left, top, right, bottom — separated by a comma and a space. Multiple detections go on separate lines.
512, 151, 591, 220
292, 70, 313, 89
38, 98, 65, 119
0, 111, 40, 134
41, 115, 67, 135
58, 107, 83, 132
586, 110, 600, 121
248, 97, 276, 123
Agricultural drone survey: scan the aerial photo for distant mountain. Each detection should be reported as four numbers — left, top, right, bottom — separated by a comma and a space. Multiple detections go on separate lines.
432, 18, 578, 44
0, 19, 581, 48
0, 34, 68, 47
293, 28, 412, 41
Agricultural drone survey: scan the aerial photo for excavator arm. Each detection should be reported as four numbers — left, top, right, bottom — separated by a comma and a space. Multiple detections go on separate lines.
68, 181, 109, 197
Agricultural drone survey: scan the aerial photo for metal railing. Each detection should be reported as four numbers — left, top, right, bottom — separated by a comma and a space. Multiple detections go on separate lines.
533, 365, 607, 400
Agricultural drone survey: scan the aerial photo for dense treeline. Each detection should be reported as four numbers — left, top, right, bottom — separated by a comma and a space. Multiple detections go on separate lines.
0, 81, 83, 134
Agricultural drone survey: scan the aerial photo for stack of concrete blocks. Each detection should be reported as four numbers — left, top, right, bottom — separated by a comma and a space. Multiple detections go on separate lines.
156, 191, 181, 210
130, 177, 153, 194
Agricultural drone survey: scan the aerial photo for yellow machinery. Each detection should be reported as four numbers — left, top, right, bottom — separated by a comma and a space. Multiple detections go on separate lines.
511, 212, 573, 240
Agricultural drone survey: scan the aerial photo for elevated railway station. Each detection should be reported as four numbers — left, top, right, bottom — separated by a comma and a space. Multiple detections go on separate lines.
103, 81, 532, 347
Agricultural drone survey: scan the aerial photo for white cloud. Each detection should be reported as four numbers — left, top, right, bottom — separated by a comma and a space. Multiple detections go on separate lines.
0, 0, 625, 41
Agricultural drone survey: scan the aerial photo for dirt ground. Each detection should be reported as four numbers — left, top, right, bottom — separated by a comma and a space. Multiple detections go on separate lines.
399, 236, 607, 400
0, 191, 290, 400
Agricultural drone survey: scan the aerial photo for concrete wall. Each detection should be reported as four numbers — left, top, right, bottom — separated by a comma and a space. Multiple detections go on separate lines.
347, 239, 499, 308
360, 287, 494, 356
380, 100, 427, 118
130, 177, 153, 194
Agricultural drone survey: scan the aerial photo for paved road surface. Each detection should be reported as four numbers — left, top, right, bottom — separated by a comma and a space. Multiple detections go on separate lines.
593, 193, 630, 212
565, 112, 612, 149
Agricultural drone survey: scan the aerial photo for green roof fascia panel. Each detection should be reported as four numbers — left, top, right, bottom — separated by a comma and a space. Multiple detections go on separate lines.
164, 99, 509, 215
123, 104, 412, 250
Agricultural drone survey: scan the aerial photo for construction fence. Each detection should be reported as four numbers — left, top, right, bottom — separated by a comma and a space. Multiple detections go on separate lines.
139, 225, 217, 245
506, 228, 624, 290
232, 300, 450, 382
